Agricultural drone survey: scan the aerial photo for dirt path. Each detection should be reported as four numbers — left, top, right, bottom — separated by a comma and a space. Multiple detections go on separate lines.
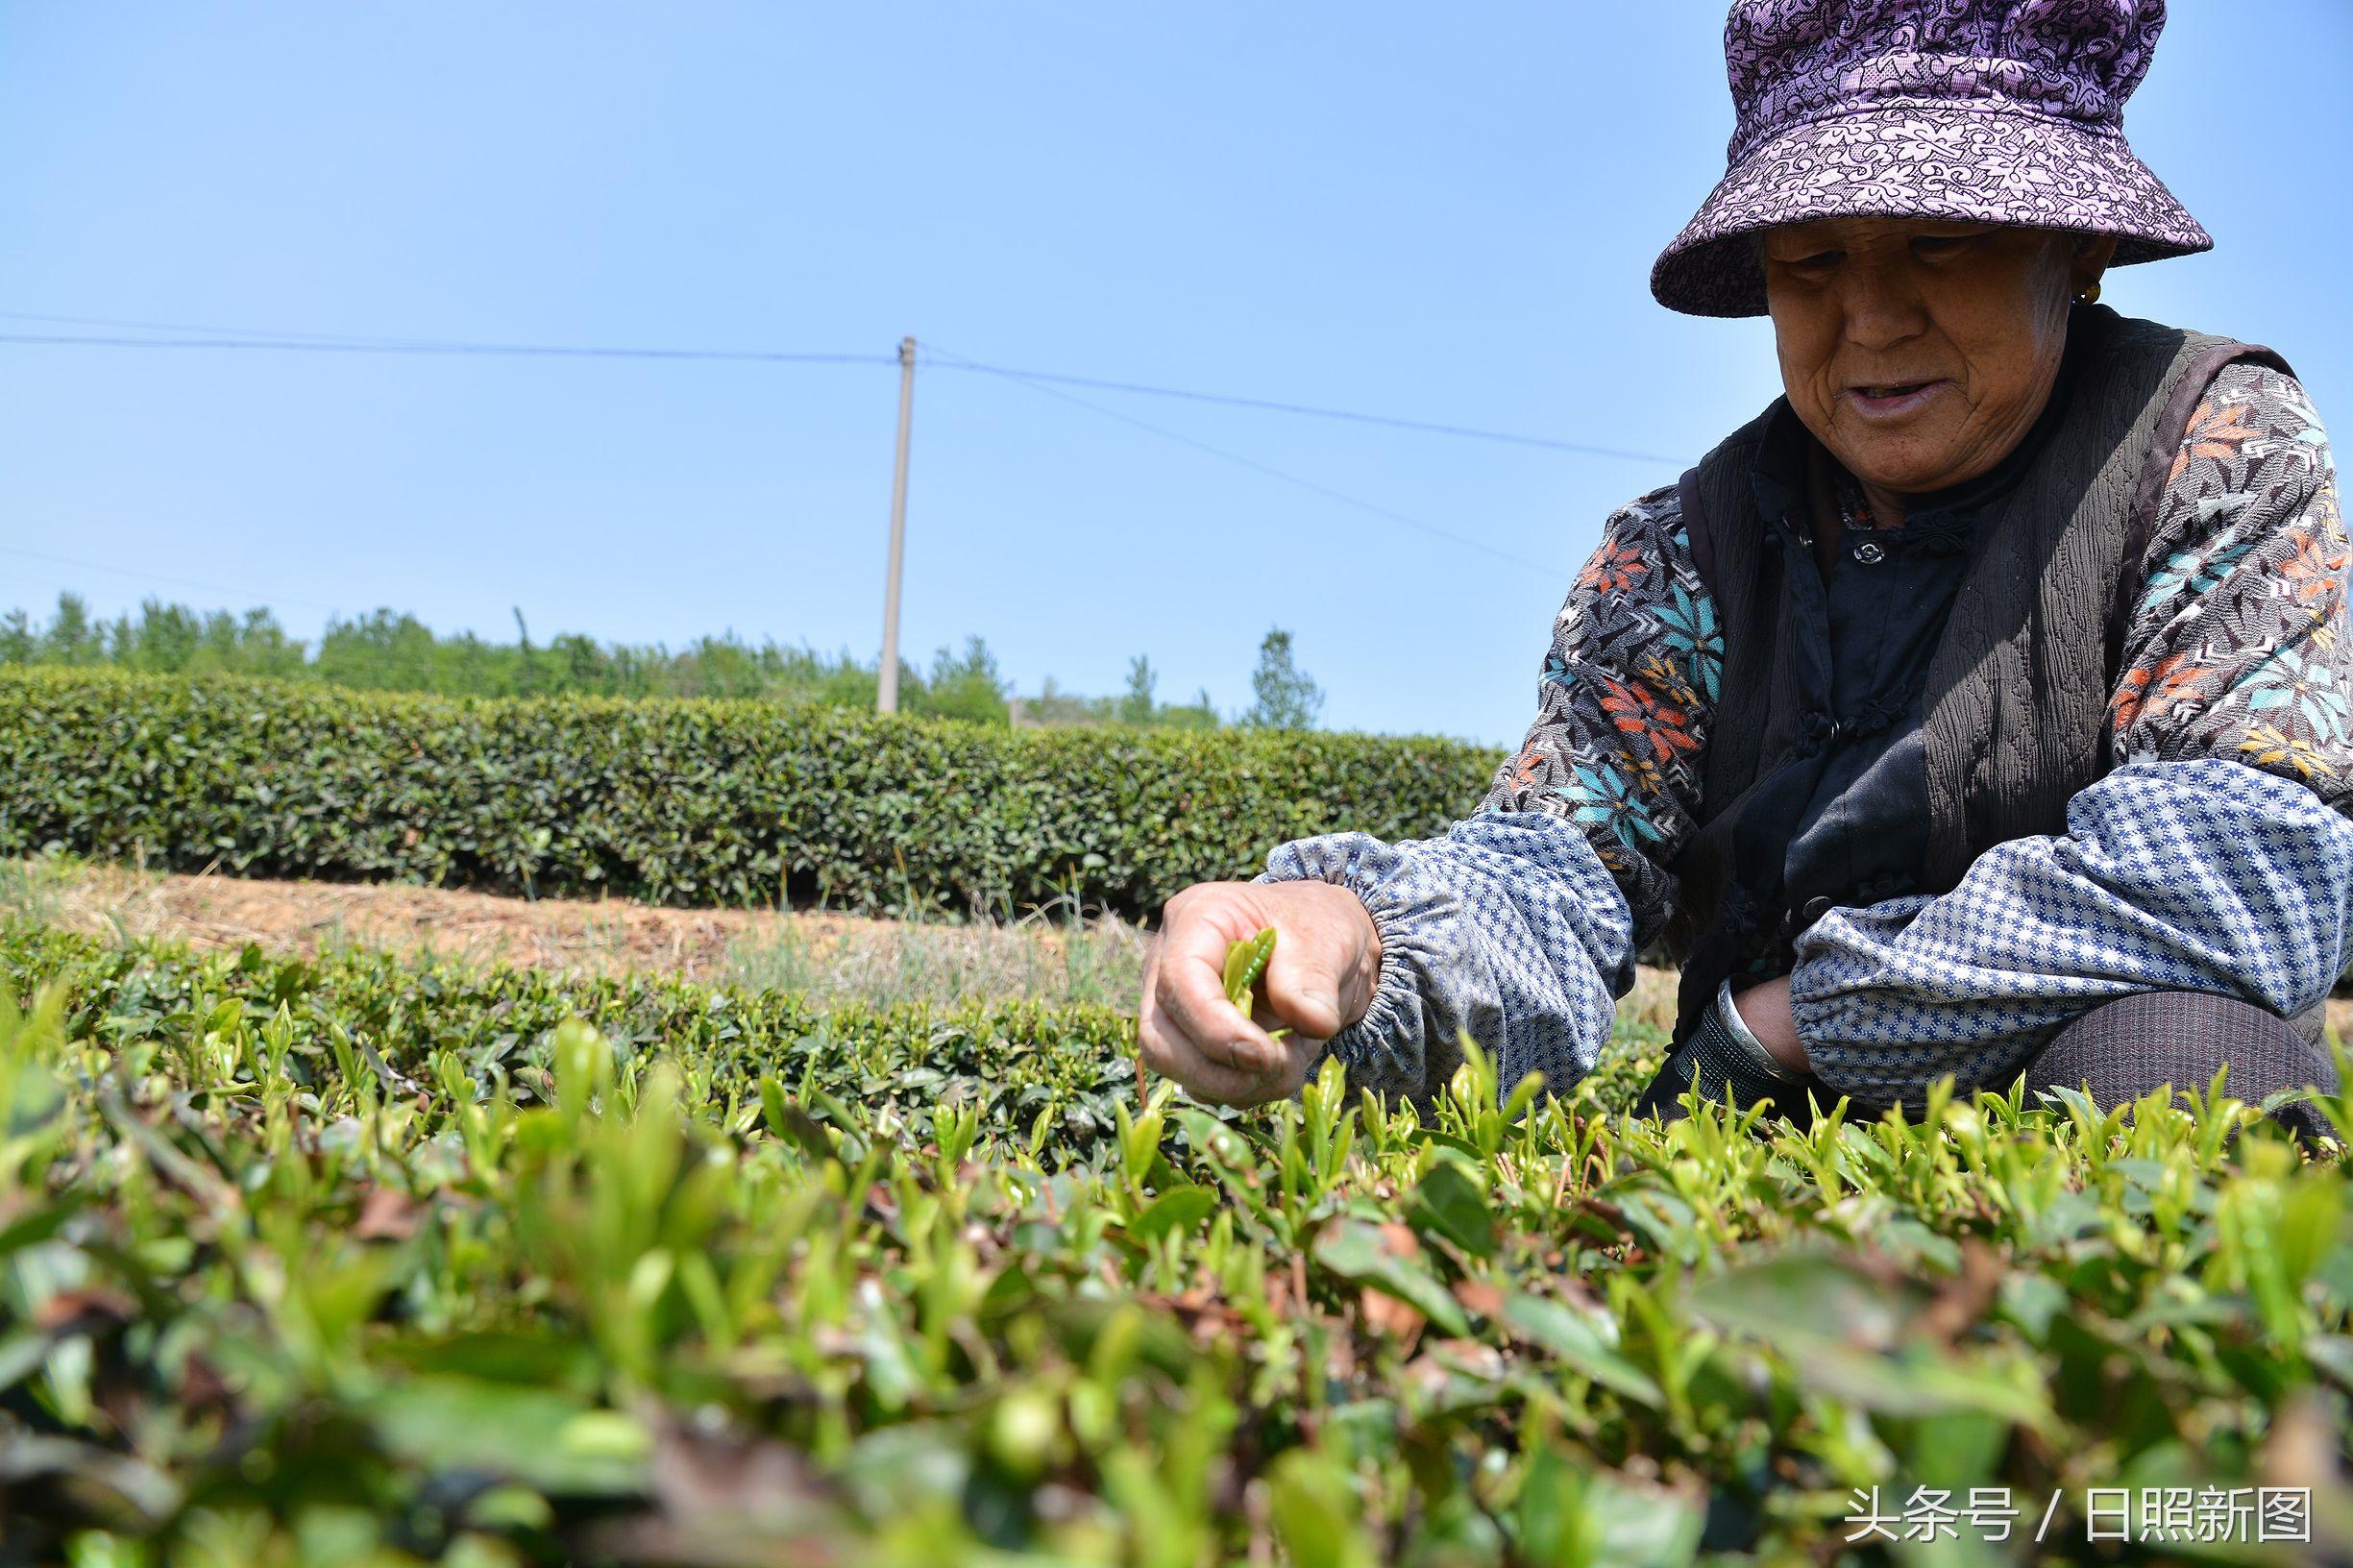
3, 857, 871, 980
0, 855, 1164, 1011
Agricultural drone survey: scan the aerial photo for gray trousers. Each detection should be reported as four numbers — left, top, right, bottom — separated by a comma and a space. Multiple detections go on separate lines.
2021, 991, 2341, 1144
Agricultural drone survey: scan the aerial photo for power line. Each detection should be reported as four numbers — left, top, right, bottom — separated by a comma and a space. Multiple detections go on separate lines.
0, 309, 454, 345
2, 307, 1622, 587
0, 308, 1679, 463
0, 331, 894, 366
924, 353, 1681, 465
922, 340, 1572, 578
0, 544, 342, 616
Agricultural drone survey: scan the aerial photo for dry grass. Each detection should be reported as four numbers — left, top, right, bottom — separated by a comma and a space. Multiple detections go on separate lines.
0, 854, 1154, 1011
0, 854, 770, 979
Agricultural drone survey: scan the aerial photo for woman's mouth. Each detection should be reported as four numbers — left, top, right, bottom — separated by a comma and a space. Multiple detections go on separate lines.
1846, 380, 1947, 419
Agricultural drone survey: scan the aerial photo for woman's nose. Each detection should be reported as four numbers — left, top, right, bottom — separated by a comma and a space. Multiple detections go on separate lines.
1840, 262, 1928, 354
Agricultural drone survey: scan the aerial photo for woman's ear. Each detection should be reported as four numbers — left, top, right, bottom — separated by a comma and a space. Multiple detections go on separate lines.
2071, 232, 2121, 294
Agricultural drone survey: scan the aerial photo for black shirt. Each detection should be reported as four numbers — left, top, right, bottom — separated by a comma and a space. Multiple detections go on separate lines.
1724, 329, 2089, 978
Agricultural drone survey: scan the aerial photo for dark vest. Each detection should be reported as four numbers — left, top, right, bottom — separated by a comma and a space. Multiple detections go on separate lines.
1666, 304, 2294, 1043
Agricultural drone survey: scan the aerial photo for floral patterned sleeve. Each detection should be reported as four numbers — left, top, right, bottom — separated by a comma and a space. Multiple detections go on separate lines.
1480, 484, 1722, 943
1792, 364, 2353, 1109
1254, 485, 1721, 1101
2111, 364, 2350, 793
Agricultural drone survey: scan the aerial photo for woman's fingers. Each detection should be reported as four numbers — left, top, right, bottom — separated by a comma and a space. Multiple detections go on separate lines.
1138, 1007, 1294, 1106
1135, 879, 1379, 1107
1152, 891, 1287, 1074
1138, 908, 1271, 1099
1261, 903, 1374, 1036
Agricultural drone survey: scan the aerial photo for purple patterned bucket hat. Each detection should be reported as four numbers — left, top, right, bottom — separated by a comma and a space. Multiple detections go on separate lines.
1652, 0, 2213, 317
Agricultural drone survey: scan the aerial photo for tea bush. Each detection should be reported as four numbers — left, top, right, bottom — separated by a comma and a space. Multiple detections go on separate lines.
5, 922, 2351, 1563
0, 670, 1498, 917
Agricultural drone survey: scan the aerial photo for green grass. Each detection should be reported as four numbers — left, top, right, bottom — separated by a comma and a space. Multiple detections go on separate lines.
3, 920, 2350, 1565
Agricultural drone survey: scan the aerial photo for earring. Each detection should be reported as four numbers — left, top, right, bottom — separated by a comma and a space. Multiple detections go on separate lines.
2075, 279, 2103, 306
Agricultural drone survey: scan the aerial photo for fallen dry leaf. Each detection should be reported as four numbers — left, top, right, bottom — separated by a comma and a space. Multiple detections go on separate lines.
353, 1187, 422, 1241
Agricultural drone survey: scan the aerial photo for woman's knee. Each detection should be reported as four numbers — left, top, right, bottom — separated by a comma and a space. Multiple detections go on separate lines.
2023, 990, 2338, 1140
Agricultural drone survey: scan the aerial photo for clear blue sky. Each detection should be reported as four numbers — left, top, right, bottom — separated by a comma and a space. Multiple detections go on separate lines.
4, 3, 2347, 746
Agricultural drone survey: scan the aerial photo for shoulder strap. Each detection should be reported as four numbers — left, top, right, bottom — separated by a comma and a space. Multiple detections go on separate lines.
1677, 466, 1716, 592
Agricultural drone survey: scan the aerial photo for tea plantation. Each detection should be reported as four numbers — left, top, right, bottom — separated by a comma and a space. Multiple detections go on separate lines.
5, 923, 2351, 1564
0, 671, 1497, 919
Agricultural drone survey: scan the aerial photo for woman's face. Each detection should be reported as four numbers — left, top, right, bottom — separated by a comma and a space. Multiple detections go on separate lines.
1760, 219, 2118, 496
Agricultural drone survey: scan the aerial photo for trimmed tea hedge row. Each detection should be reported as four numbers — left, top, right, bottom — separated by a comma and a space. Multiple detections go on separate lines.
0, 670, 1503, 916
7, 922, 2351, 1562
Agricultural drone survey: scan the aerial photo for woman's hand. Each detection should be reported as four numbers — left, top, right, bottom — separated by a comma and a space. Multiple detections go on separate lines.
1138, 880, 1382, 1107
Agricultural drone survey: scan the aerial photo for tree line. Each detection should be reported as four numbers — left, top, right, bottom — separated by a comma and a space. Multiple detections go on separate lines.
1, 593, 1327, 730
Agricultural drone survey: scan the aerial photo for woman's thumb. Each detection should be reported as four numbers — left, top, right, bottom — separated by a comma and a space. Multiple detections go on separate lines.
1262, 940, 1347, 1039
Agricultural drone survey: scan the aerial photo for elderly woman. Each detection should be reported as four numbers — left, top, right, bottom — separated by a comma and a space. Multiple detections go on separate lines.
1138, 0, 2352, 1137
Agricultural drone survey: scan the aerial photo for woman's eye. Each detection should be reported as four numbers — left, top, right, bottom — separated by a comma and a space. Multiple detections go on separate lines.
1781, 250, 1841, 271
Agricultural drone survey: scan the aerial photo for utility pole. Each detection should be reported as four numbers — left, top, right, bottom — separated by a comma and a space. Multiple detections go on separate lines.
876, 334, 917, 714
